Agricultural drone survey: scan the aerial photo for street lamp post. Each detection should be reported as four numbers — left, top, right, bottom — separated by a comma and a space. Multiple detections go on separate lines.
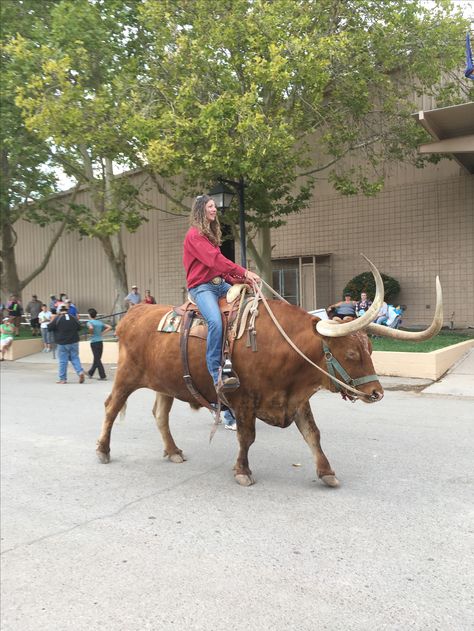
209, 178, 247, 269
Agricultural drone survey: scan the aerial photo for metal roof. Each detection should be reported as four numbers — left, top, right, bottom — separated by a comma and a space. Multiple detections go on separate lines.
413, 102, 474, 173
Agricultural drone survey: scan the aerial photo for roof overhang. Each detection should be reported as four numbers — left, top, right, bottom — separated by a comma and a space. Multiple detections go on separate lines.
413, 102, 474, 173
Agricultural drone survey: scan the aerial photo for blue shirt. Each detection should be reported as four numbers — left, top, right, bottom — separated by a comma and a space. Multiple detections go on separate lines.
88, 319, 106, 343
126, 291, 141, 305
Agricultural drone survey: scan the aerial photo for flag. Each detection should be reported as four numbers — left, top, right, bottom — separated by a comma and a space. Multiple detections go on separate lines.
465, 33, 474, 79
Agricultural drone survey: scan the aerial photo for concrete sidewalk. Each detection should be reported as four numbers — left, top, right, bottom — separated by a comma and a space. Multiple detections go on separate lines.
14, 347, 474, 398
421, 347, 474, 398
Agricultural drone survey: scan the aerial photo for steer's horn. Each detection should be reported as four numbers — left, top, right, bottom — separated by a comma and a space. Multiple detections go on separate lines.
366, 276, 443, 341
316, 254, 384, 337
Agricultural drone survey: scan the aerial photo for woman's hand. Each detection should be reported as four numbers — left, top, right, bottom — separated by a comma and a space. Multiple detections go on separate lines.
245, 270, 260, 283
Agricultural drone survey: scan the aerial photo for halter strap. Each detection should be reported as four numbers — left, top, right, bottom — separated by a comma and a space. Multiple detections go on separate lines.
322, 343, 379, 391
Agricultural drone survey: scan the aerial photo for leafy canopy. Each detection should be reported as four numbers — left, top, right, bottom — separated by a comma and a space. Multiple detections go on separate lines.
8, 0, 150, 238
132, 0, 470, 230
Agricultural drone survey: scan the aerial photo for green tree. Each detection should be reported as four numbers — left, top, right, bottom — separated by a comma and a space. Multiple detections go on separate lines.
0, 0, 74, 300
8, 0, 154, 313
344, 271, 401, 304
133, 0, 470, 281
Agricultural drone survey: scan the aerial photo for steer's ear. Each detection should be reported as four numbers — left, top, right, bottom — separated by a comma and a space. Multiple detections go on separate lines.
311, 315, 320, 334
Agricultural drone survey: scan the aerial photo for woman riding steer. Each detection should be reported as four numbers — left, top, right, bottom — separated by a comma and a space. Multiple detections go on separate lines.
183, 195, 260, 393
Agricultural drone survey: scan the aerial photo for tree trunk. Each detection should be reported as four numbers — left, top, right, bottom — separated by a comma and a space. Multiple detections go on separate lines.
247, 224, 273, 297
99, 232, 128, 319
0, 221, 22, 299
257, 225, 273, 288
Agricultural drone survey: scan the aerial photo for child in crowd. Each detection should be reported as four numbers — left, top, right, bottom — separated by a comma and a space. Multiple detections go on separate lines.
86, 308, 112, 380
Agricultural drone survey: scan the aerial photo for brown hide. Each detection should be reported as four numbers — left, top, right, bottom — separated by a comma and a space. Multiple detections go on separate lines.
97, 301, 383, 485
114, 302, 383, 424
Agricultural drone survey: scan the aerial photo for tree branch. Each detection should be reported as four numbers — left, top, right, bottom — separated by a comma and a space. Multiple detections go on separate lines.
147, 171, 189, 214
19, 183, 81, 290
298, 136, 381, 177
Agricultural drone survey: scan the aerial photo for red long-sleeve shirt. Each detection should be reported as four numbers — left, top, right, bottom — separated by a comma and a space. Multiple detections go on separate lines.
183, 227, 247, 289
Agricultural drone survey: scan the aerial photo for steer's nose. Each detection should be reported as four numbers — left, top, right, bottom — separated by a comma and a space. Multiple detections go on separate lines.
369, 388, 384, 402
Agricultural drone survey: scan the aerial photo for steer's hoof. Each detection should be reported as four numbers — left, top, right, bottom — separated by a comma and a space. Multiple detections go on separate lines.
320, 474, 340, 488
163, 450, 186, 463
96, 450, 110, 464
235, 473, 255, 487
169, 452, 186, 463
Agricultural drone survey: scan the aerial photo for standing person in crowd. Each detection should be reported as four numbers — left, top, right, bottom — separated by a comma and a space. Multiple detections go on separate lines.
328, 293, 357, 319
26, 294, 43, 336
65, 298, 78, 316
47, 305, 86, 384
7, 295, 22, 334
0, 316, 16, 360
125, 285, 141, 308
356, 291, 372, 316
86, 308, 112, 381
49, 307, 57, 358
38, 304, 52, 352
143, 289, 156, 304
49, 294, 57, 310
55, 293, 68, 312
183, 194, 260, 392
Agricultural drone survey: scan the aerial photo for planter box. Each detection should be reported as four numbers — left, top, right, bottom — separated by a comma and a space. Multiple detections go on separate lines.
3, 338, 43, 360
79, 340, 119, 364
7, 338, 474, 382
372, 340, 474, 381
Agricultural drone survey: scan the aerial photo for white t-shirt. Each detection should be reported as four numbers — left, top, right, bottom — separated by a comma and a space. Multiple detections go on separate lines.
38, 311, 52, 328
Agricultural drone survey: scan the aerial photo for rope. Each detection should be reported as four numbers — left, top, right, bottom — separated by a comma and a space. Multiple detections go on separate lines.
249, 280, 376, 399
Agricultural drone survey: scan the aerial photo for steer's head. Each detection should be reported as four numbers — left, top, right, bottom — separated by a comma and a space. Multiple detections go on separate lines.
319, 331, 384, 403
314, 254, 443, 403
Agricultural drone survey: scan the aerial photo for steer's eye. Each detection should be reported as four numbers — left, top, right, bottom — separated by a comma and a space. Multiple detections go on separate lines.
345, 349, 360, 361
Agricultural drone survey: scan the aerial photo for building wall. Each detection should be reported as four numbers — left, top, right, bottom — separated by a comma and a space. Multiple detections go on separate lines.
271, 162, 473, 327
11, 159, 474, 328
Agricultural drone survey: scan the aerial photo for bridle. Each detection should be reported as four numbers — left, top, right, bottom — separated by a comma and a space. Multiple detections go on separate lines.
322, 343, 380, 402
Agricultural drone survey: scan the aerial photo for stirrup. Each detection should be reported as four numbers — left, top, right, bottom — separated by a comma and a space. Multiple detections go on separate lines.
221, 375, 240, 391
216, 368, 240, 396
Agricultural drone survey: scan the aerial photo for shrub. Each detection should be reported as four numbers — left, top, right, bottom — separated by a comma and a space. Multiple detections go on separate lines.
343, 272, 400, 304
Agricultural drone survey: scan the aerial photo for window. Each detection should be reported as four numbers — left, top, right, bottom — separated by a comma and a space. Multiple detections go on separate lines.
272, 255, 332, 309
272, 259, 299, 305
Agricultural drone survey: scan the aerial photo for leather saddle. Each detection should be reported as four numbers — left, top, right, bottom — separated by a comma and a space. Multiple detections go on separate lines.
173, 284, 251, 410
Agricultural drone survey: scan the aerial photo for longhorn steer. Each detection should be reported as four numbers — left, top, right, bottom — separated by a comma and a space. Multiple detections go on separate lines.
96, 259, 442, 487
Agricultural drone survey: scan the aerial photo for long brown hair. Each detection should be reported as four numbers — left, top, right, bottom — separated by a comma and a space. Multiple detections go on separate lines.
189, 195, 222, 246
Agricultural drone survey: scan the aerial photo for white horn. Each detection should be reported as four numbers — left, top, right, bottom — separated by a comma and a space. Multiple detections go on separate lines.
316, 254, 384, 337
366, 276, 443, 341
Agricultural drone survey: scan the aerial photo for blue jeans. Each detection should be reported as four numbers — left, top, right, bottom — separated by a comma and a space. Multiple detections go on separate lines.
189, 281, 231, 384
223, 409, 236, 426
57, 343, 84, 381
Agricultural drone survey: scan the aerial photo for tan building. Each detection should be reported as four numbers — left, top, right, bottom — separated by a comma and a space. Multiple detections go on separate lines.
11, 106, 474, 329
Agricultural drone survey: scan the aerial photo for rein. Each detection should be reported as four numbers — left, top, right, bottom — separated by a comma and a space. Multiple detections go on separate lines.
251, 280, 380, 401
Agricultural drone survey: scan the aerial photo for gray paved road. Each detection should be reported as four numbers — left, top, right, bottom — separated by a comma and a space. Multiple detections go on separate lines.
1, 361, 473, 631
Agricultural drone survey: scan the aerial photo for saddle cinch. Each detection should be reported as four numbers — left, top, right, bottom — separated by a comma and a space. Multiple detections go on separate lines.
157, 283, 259, 409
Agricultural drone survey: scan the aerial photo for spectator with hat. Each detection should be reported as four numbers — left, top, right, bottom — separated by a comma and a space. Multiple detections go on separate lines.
0, 316, 15, 360
65, 298, 78, 317
47, 304, 86, 384
125, 285, 141, 308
